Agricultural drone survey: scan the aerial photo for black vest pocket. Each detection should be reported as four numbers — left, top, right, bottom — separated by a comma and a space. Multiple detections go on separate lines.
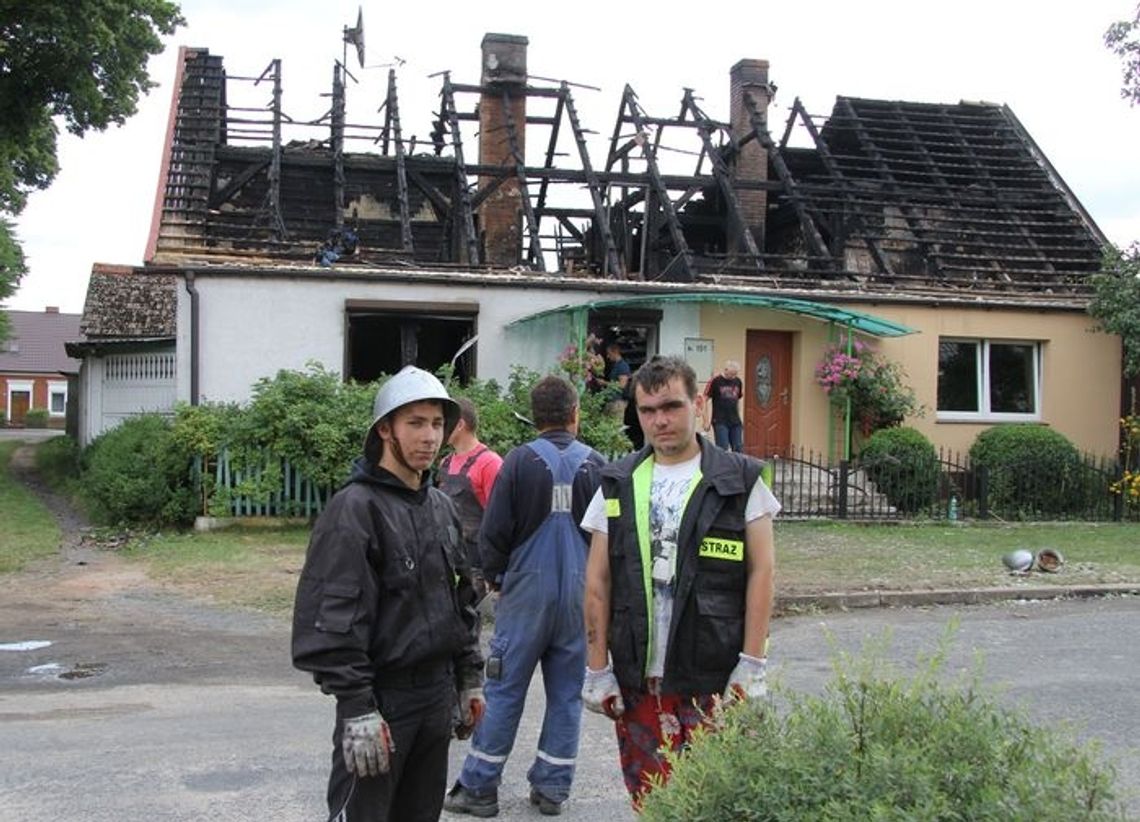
693, 589, 744, 673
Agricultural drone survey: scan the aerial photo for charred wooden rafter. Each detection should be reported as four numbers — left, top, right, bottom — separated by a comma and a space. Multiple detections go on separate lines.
440, 73, 480, 265
385, 70, 415, 253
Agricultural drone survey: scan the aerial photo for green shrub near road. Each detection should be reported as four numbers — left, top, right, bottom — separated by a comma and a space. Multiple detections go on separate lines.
80, 415, 196, 527
0, 441, 60, 572
859, 426, 940, 513
970, 425, 1086, 518
640, 631, 1126, 821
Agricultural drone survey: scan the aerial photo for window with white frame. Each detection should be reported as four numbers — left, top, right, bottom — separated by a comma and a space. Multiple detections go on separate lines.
937, 339, 1041, 421
48, 381, 68, 416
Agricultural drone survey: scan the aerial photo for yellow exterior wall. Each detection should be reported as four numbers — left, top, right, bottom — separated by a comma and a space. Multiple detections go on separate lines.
697, 302, 1121, 459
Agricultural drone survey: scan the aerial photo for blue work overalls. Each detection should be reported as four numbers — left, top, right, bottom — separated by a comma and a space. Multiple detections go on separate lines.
457, 437, 591, 802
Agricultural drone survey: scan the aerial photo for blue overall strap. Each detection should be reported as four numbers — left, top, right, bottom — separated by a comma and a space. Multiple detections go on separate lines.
526, 436, 591, 511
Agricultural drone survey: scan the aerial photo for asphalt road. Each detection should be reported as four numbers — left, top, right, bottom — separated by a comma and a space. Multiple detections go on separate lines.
1, 577, 1138, 820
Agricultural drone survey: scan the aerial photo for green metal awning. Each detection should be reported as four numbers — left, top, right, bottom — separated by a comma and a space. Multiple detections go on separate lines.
505, 292, 917, 338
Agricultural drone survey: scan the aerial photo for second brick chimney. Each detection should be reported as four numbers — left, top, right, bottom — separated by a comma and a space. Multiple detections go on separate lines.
729, 59, 772, 256
478, 33, 528, 267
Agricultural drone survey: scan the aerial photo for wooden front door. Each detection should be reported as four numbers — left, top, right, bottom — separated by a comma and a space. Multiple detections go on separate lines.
9, 391, 30, 426
745, 330, 792, 457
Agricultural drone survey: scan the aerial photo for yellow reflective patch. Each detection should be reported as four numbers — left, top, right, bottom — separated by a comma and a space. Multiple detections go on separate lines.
605, 498, 621, 518
699, 537, 744, 562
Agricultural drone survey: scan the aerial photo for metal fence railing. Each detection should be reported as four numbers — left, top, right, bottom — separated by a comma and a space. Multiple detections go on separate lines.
194, 445, 1138, 524
763, 446, 1139, 522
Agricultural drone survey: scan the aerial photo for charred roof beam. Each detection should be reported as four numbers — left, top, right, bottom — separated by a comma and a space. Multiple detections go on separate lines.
440, 73, 480, 265
832, 97, 943, 280
681, 89, 762, 266
499, 88, 545, 271
792, 97, 892, 279
562, 85, 623, 278
738, 91, 834, 270
386, 70, 415, 254
622, 85, 694, 281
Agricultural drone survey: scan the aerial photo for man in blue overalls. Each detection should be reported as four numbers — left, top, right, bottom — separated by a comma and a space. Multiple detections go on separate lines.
445, 375, 606, 817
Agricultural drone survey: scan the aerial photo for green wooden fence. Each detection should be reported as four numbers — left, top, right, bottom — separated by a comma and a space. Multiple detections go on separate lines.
194, 450, 333, 518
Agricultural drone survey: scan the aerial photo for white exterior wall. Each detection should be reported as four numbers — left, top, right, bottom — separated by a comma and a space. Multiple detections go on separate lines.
177, 275, 699, 403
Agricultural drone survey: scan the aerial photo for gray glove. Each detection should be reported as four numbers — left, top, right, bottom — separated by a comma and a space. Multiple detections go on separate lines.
341, 710, 394, 777
582, 664, 625, 720
455, 687, 486, 740
724, 652, 768, 705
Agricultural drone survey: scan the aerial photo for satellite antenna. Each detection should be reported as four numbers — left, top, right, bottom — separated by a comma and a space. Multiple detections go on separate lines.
343, 6, 365, 69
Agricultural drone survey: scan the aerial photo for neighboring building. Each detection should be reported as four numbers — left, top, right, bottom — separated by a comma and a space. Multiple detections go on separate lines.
74, 33, 1119, 460
65, 265, 176, 445
0, 307, 81, 429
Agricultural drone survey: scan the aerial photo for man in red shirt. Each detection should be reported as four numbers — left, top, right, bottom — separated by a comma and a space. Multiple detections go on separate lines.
438, 397, 504, 594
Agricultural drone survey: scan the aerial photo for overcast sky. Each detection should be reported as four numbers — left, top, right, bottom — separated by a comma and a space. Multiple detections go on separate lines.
6, 0, 1140, 314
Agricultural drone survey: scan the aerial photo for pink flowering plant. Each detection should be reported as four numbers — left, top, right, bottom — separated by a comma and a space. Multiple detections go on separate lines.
557, 333, 606, 388
816, 338, 920, 435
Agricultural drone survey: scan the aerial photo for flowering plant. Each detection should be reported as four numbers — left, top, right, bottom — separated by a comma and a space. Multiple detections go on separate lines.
557, 333, 606, 388
815, 338, 919, 435
1111, 415, 1140, 502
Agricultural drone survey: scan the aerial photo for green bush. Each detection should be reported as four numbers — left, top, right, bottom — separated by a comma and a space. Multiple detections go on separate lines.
23, 408, 49, 428
167, 359, 631, 520
858, 426, 940, 513
969, 425, 1084, 518
80, 414, 196, 527
640, 632, 1126, 821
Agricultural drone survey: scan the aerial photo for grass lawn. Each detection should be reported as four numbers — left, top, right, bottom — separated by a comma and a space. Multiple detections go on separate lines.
124, 527, 311, 615
775, 520, 1140, 595
0, 441, 62, 572
123, 517, 1140, 619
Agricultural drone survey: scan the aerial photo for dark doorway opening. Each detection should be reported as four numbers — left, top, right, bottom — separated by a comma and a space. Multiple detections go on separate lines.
345, 302, 477, 384
588, 308, 661, 450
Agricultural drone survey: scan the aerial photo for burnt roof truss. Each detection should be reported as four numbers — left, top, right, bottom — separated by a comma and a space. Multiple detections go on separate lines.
151, 49, 1104, 298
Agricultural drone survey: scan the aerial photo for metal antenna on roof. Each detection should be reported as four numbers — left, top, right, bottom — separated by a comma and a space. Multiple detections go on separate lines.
343, 6, 365, 69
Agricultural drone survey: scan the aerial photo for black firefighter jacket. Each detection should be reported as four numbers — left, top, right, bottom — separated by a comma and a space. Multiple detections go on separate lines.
600, 438, 763, 696
292, 458, 483, 719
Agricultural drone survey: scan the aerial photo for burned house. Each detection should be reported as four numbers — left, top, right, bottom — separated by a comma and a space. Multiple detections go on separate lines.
71, 32, 1119, 458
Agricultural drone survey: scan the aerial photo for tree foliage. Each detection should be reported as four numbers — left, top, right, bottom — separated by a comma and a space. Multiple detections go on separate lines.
1105, 3, 1140, 105
0, 0, 184, 337
1089, 244, 1140, 378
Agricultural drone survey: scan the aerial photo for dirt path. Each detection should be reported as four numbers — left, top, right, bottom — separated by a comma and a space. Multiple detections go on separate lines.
4, 443, 152, 598
1, 445, 288, 691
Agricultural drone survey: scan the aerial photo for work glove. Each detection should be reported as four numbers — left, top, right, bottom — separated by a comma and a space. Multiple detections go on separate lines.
723, 652, 768, 705
455, 687, 486, 740
582, 663, 625, 720
341, 710, 395, 777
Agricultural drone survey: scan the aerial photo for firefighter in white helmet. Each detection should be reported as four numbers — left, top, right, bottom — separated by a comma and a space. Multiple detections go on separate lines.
293, 365, 485, 822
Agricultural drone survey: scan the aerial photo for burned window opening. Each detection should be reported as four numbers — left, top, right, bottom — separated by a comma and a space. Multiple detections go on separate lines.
345, 309, 476, 384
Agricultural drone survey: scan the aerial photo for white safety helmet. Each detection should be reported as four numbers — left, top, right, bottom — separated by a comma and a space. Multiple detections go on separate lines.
364, 365, 460, 460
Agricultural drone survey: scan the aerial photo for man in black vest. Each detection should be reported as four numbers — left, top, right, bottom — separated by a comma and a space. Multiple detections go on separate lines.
580, 355, 779, 806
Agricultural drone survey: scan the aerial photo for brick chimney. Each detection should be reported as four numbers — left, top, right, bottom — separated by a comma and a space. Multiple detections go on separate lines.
478, 33, 528, 267
45, 306, 59, 313
729, 59, 772, 256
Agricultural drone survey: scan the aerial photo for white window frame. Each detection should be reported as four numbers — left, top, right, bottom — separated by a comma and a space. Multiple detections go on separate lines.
48, 380, 68, 417
937, 338, 1042, 423
5, 380, 34, 422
